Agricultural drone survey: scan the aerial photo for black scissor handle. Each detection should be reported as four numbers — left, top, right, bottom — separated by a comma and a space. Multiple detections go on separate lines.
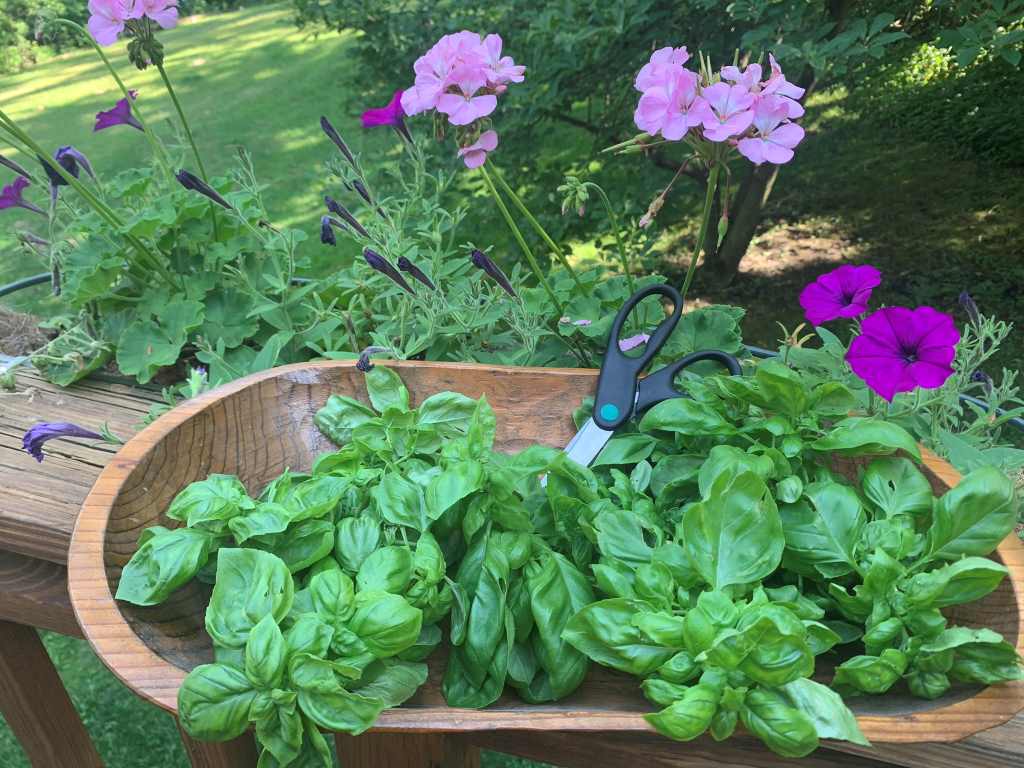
635, 349, 743, 414
593, 284, 683, 430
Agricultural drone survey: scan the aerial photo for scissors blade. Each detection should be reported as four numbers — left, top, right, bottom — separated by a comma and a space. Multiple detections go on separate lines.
563, 418, 615, 468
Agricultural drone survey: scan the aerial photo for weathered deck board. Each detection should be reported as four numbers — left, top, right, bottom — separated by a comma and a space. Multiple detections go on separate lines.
0, 366, 1022, 768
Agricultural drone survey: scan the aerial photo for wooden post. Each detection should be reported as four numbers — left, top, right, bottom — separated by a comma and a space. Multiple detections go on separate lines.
0, 620, 103, 768
176, 723, 259, 768
335, 733, 480, 768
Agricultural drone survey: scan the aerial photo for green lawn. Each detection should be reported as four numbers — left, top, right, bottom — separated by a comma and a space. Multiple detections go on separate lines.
0, 3, 392, 316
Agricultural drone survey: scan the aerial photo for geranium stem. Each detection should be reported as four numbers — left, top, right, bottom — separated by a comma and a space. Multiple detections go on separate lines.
156, 62, 219, 240
479, 165, 562, 315
490, 168, 583, 292
585, 181, 634, 292
680, 163, 720, 305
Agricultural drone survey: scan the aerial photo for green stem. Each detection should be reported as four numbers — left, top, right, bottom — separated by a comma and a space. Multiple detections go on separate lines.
479, 165, 562, 315
156, 62, 219, 239
52, 19, 173, 179
585, 182, 634, 292
490, 167, 583, 292
0, 110, 180, 290
679, 163, 720, 305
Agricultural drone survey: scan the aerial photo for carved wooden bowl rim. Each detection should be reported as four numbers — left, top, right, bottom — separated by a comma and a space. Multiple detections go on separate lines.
67, 360, 1024, 743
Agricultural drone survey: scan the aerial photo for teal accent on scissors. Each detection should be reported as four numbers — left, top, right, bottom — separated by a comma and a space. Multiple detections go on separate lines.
599, 403, 619, 421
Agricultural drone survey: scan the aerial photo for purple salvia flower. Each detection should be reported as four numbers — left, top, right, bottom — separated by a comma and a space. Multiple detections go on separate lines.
397, 256, 436, 290
320, 116, 357, 168
0, 154, 30, 179
971, 369, 994, 398
42, 145, 96, 204
959, 291, 982, 331
94, 90, 143, 132
364, 248, 414, 294
176, 170, 233, 210
470, 249, 516, 297
23, 422, 104, 462
324, 195, 369, 238
320, 215, 337, 246
356, 345, 388, 372
352, 180, 373, 206
0, 177, 44, 216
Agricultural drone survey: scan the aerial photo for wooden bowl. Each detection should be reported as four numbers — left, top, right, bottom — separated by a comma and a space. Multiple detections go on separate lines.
68, 361, 1024, 742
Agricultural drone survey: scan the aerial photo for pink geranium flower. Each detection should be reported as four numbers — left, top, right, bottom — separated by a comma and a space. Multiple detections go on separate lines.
761, 53, 805, 118
634, 69, 708, 140
457, 130, 498, 168
799, 264, 882, 325
482, 34, 525, 85
87, 0, 133, 45
720, 62, 762, 91
736, 95, 804, 164
362, 90, 406, 128
701, 82, 754, 142
846, 306, 960, 401
437, 67, 497, 125
634, 46, 690, 92
132, 0, 178, 29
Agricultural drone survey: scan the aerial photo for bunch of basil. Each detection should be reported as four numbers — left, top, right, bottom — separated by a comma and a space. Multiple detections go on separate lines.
116, 361, 1023, 763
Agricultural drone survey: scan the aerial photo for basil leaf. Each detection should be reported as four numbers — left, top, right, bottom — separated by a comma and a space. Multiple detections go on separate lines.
925, 466, 1016, 561
683, 590, 738, 655
365, 365, 410, 413
166, 474, 254, 533
811, 417, 921, 460
704, 608, 814, 687
425, 463, 485, 520
283, 614, 334, 659
523, 552, 595, 700
645, 683, 720, 741
206, 549, 295, 648
261, 519, 335, 573
412, 532, 446, 585
780, 678, 869, 746
862, 457, 933, 518
755, 360, 808, 418
334, 518, 381, 573
562, 598, 678, 675
178, 663, 258, 741
697, 445, 774, 496
905, 557, 1008, 609
309, 570, 356, 633
832, 648, 908, 694
348, 590, 423, 658
949, 639, 1024, 684
657, 651, 699, 684
285, 476, 349, 522
116, 526, 216, 606
780, 481, 865, 578
229, 502, 293, 544
315, 395, 376, 444
740, 687, 819, 758
245, 614, 287, 689
906, 670, 951, 699
356, 546, 413, 594
641, 677, 691, 708
349, 660, 428, 707
592, 434, 658, 467
252, 692, 302, 766
639, 398, 735, 436
416, 391, 478, 437
371, 472, 428, 531
594, 509, 656, 567
681, 471, 783, 590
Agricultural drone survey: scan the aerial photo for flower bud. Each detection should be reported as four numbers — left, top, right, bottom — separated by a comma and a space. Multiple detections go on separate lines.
364, 248, 415, 294
176, 170, 233, 209
320, 215, 337, 246
959, 291, 981, 331
470, 249, 517, 297
325, 195, 369, 238
397, 256, 436, 290
320, 116, 357, 168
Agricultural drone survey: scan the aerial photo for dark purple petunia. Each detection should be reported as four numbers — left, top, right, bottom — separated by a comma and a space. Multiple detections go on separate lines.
799, 264, 881, 326
42, 145, 96, 187
0, 177, 44, 216
23, 422, 104, 462
471, 249, 516, 297
320, 215, 337, 246
324, 195, 369, 238
0, 154, 31, 179
361, 90, 413, 143
397, 256, 436, 290
364, 248, 414, 294
176, 169, 233, 209
846, 306, 960, 402
94, 90, 143, 132
320, 116, 357, 168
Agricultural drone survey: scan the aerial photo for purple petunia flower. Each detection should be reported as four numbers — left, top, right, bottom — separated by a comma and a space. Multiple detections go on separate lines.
799, 264, 882, 326
0, 177, 44, 216
95, 90, 143, 132
397, 256, 436, 290
846, 306, 960, 402
23, 422, 104, 462
470, 249, 516, 297
619, 333, 651, 352
364, 248, 414, 294
175, 169, 233, 209
42, 146, 96, 204
362, 91, 406, 128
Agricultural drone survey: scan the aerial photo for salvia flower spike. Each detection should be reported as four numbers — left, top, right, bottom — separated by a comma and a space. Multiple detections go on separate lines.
356, 345, 389, 372
320, 116, 357, 168
320, 215, 337, 246
470, 249, 516, 297
324, 195, 369, 238
0, 153, 30, 179
23, 422, 104, 462
175, 170, 233, 210
364, 248, 415, 294
397, 256, 436, 290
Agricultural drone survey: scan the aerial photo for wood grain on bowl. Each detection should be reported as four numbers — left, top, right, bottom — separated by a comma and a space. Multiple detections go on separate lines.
67, 360, 1024, 744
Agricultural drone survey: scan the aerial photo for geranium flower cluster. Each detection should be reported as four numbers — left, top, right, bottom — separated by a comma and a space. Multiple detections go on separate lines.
400, 31, 525, 168
799, 264, 960, 402
633, 47, 806, 165
88, 0, 178, 47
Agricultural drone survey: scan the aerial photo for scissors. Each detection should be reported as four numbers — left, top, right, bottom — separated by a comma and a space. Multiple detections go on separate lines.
562, 283, 742, 469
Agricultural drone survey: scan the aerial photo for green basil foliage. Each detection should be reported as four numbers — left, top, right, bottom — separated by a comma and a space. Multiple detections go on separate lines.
119, 363, 1022, 762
